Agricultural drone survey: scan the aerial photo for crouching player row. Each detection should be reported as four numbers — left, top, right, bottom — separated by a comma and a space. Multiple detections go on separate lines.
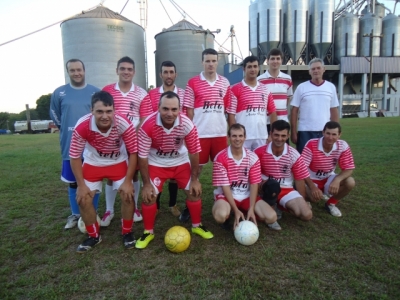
70, 91, 138, 253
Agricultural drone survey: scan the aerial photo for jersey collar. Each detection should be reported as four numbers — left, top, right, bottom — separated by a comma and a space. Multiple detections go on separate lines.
115, 82, 135, 93
318, 137, 337, 154
158, 85, 178, 94
228, 146, 246, 164
242, 79, 259, 91
156, 112, 181, 132
267, 142, 288, 158
89, 115, 114, 137
200, 72, 219, 84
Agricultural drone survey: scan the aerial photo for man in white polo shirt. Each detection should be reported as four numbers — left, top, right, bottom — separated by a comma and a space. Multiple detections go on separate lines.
290, 58, 339, 153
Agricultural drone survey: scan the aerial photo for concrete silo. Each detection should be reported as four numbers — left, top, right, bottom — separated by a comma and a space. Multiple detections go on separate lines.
155, 19, 215, 89
61, 5, 146, 89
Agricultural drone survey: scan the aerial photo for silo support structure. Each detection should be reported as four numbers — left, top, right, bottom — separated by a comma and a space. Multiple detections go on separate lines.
361, 73, 367, 112
383, 73, 389, 111
338, 73, 344, 118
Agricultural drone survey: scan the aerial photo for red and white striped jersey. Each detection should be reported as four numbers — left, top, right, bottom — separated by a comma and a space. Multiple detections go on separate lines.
102, 83, 152, 128
144, 85, 185, 112
69, 113, 137, 167
183, 73, 231, 138
257, 71, 293, 123
301, 138, 355, 180
254, 143, 309, 188
213, 147, 262, 201
227, 80, 276, 139
138, 112, 201, 167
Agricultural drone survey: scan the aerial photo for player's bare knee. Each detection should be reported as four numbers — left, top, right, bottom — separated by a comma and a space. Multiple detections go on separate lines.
345, 177, 356, 190
301, 209, 313, 221
213, 210, 228, 224
264, 213, 277, 224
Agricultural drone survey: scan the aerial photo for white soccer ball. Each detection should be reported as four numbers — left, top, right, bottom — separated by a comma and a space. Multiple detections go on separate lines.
78, 215, 101, 234
234, 220, 259, 246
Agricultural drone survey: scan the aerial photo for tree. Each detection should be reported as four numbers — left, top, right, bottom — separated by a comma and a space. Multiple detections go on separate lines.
36, 94, 51, 120
0, 112, 10, 129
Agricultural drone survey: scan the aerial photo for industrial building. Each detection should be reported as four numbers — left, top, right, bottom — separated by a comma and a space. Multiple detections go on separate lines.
246, 0, 400, 117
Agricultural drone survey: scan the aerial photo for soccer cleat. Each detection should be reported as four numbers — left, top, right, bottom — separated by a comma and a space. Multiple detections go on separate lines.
122, 232, 136, 249
65, 214, 80, 229
169, 205, 181, 217
179, 207, 191, 223
220, 218, 232, 231
135, 231, 155, 249
76, 236, 102, 253
192, 224, 214, 239
325, 203, 342, 217
274, 205, 283, 220
267, 221, 282, 231
100, 211, 114, 227
133, 209, 143, 222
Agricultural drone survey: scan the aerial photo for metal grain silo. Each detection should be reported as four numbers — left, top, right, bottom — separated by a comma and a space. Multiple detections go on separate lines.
258, 0, 282, 56
249, 0, 259, 57
311, 0, 335, 58
61, 5, 146, 89
359, 12, 382, 57
217, 49, 230, 76
381, 13, 400, 56
284, 0, 308, 63
334, 12, 359, 63
155, 20, 215, 89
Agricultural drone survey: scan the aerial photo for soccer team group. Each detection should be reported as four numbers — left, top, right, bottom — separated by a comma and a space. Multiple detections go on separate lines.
50, 48, 355, 253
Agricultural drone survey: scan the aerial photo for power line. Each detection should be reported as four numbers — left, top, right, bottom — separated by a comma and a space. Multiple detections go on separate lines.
169, 0, 199, 25
120, 0, 130, 14
159, 0, 174, 25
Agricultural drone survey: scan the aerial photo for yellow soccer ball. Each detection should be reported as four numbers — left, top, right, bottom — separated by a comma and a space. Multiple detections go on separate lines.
164, 226, 191, 253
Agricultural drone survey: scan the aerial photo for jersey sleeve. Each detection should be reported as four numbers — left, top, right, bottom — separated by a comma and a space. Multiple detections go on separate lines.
185, 126, 201, 154
227, 85, 238, 114
287, 80, 294, 97
137, 126, 152, 158
248, 157, 262, 184
292, 156, 310, 180
223, 84, 232, 112
183, 81, 195, 109
290, 85, 301, 107
69, 128, 87, 159
212, 160, 230, 186
266, 90, 276, 114
50, 90, 61, 129
301, 141, 313, 167
121, 122, 138, 154
338, 142, 355, 170
139, 91, 153, 118
330, 86, 339, 107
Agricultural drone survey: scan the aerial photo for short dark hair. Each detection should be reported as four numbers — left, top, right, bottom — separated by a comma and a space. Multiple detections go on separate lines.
159, 91, 180, 108
271, 120, 290, 133
160, 61, 176, 73
323, 121, 342, 133
202, 48, 218, 61
91, 91, 114, 109
228, 123, 246, 137
66, 59, 85, 71
243, 55, 259, 68
117, 56, 135, 69
267, 48, 283, 60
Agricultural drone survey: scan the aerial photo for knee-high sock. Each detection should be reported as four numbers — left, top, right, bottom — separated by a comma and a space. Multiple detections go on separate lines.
186, 199, 202, 226
142, 203, 157, 232
86, 222, 100, 238
327, 197, 339, 205
133, 180, 140, 210
93, 193, 100, 211
68, 186, 80, 215
105, 184, 117, 213
121, 218, 133, 235
168, 182, 178, 207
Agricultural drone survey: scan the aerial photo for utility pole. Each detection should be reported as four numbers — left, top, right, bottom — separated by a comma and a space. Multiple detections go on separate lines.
230, 25, 235, 64
363, 29, 383, 117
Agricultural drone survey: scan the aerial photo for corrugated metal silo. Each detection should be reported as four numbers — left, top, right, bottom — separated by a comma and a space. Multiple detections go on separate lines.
258, 0, 282, 56
217, 49, 230, 76
311, 0, 335, 58
249, 0, 259, 57
61, 6, 146, 89
284, 0, 309, 63
381, 13, 400, 56
334, 12, 359, 63
155, 19, 215, 89
359, 12, 382, 57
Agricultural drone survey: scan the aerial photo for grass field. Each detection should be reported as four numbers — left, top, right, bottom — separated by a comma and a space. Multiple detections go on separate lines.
1, 117, 400, 299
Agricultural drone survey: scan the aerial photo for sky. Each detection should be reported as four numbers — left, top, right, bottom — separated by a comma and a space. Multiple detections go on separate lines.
0, 0, 397, 114
0, 0, 251, 114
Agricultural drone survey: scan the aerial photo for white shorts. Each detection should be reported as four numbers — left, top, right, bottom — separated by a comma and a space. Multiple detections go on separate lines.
279, 190, 302, 209
85, 177, 127, 192
313, 174, 337, 196
244, 139, 266, 151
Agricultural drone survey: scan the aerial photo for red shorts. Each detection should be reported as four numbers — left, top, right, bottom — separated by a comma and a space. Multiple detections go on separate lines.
83, 161, 127, 182
277, 188, 302, 210
313, 178, 328, 191
199, 137, 227, 165
215, 195, 262, 211
149, 163, 191, 193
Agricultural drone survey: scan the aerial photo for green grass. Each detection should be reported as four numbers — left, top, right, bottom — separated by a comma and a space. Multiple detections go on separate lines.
1, 118, 400, 299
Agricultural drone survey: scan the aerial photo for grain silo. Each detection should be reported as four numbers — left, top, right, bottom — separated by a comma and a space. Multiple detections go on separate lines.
61, 5, 146, 89
359, 12, 382, 57
155, 19, 215, 89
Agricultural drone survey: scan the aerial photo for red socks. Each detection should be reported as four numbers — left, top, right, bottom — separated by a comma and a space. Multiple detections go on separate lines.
142, 203, 157, 231
186, 199, 202, 225
86, 222, 99, 238
327, 197, 339, 205
121, 218, 133, 235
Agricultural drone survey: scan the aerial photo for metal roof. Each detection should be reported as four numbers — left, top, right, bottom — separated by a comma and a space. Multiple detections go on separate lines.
155, 19, 214, 38
61, 5, 135, 24
340, 57, 400, 73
